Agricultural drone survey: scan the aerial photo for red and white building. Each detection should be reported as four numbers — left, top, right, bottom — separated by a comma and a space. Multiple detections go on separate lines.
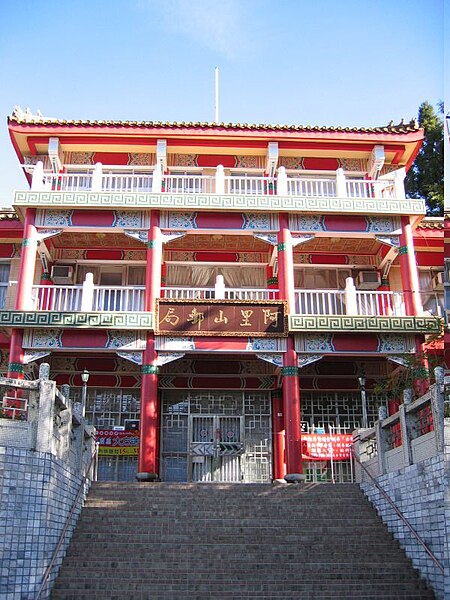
0, 107, 444, 483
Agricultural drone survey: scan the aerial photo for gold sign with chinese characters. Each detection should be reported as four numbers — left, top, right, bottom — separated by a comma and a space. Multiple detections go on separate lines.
155, 300, 287, 337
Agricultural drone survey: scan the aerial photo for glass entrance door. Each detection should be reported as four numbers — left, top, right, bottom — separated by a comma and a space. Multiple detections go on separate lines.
189, 415, 244, 482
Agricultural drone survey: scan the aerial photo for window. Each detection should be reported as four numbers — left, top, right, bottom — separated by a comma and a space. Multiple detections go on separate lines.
0, 264, 10, 309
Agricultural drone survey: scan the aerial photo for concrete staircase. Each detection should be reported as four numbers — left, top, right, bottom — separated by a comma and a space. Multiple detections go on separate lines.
51, 482, 434, 599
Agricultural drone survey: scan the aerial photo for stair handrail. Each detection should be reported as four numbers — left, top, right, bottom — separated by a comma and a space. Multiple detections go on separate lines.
351, 445, 444, 573
35, 446, 98, 600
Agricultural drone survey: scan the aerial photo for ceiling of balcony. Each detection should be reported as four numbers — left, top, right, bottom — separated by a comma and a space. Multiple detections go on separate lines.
296, 236, 381, 255
51, 231, 141, 249
49, 231, 383, 263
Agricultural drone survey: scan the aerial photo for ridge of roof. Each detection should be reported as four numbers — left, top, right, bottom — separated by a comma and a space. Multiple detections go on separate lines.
417, 217, 444, 230
7, 107, 420, 135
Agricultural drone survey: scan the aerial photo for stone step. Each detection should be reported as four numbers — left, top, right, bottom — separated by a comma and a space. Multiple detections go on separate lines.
50, 483, 434, 600
52, 581, 431, 594
54, 567, 423, 582
52, 594, 434, 600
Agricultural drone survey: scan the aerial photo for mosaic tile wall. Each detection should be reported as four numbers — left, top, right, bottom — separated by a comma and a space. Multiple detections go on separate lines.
0, 447, 90, 599
361, 444, 449, 600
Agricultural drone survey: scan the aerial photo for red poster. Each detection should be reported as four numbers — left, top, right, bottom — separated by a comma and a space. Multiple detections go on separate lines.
96, 429, 139, 456
96, 429, 139, 447
301, 434, 353, 461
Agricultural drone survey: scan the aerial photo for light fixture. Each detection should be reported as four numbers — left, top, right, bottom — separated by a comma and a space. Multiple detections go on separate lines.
81, 369, 90, 384
358, 375, 368, 428
81, 369, 90, 419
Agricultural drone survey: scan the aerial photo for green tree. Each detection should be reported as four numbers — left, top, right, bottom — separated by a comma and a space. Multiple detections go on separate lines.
405, 101, 444, 215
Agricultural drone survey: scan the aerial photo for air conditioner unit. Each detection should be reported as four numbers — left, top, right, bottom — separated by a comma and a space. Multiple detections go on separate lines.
432, 272, 444, 291
356, 271, 381, 290
51, 264, 74, 284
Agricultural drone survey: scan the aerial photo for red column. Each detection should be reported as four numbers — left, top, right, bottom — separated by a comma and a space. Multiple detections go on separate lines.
138, 211, 162, 480
7, 330, 25, 379
15, 208, 38, 310
399, 216, 422, 316
271, 389, 285, 480
282, 338, 303, 477
399, 216, 430, 395
144, 212, 162, 312
138, 333, 160, 479
8, 209, 38, 380
278, 213, 303, 479
266, 264, 278, 298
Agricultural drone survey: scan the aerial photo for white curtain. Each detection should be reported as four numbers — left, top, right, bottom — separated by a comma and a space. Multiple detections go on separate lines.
166, 265, 265, 288
419, 270, 442, 315
76, 265, 100, 284
128, 266, 146, 286
294, 268, 350, 289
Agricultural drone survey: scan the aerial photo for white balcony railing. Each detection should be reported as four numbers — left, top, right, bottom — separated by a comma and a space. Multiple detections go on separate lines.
296, 290, 346, 315
294, 289, 405, 317
287, 178, 336, 197
346, 179, 396, 199
223, 288, 278, 300
32, 163, 403, 200
163, 175, 214, 194
354, 291, 405, 316
32, 285, 83, 311
162, 287, 215, 300
42, 173, 92, 192
92, 286, 145, 311
30, 284, 406, 318
31, 285, 145, 312
102, 173, 153, 193
224, 176, 274, 196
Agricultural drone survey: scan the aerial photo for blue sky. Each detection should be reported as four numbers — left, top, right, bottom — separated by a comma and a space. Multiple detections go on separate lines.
0, 0, 444, 207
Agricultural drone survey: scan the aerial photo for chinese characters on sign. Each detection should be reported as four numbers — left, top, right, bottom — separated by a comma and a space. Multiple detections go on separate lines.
96, 430, 139, 456
301, 434, 353, 461
156, 300, 287, 337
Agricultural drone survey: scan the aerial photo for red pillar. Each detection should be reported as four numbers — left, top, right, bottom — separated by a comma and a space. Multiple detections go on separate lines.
278, 213, 303, 479
8, 209, 38, 379
144, 212, 162, 312
271, 389, 285, 480
138, 211, 162, 480
399, 216, 430, 395
399, 216, 422, 316
282, 338, 303, 477
266, 264, 278, 298
138, 333, 160, 479
7, 330, 25, 379
15, 209, 38, 310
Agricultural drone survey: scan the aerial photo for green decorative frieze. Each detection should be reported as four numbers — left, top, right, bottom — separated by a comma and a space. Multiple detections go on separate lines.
0, 311, 154, 330
8, 362, 25, 374
142, 365, 159, 374
398, 246, 409, 255
40, 272, 52, 281
147, 239, 157, 249
267, 277, 278, 286
277, 242, 287, 252
14, 191, 427, 216
289, 315, 441, 334
281, 366, 299, 377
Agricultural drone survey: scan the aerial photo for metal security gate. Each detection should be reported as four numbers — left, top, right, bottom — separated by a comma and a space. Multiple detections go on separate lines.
190, 415, 244, 482
161, 390, 272, 483
97, 456, 138, 481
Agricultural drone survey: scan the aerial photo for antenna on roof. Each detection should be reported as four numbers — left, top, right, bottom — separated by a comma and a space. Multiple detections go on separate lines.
214, 67, 219, 124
